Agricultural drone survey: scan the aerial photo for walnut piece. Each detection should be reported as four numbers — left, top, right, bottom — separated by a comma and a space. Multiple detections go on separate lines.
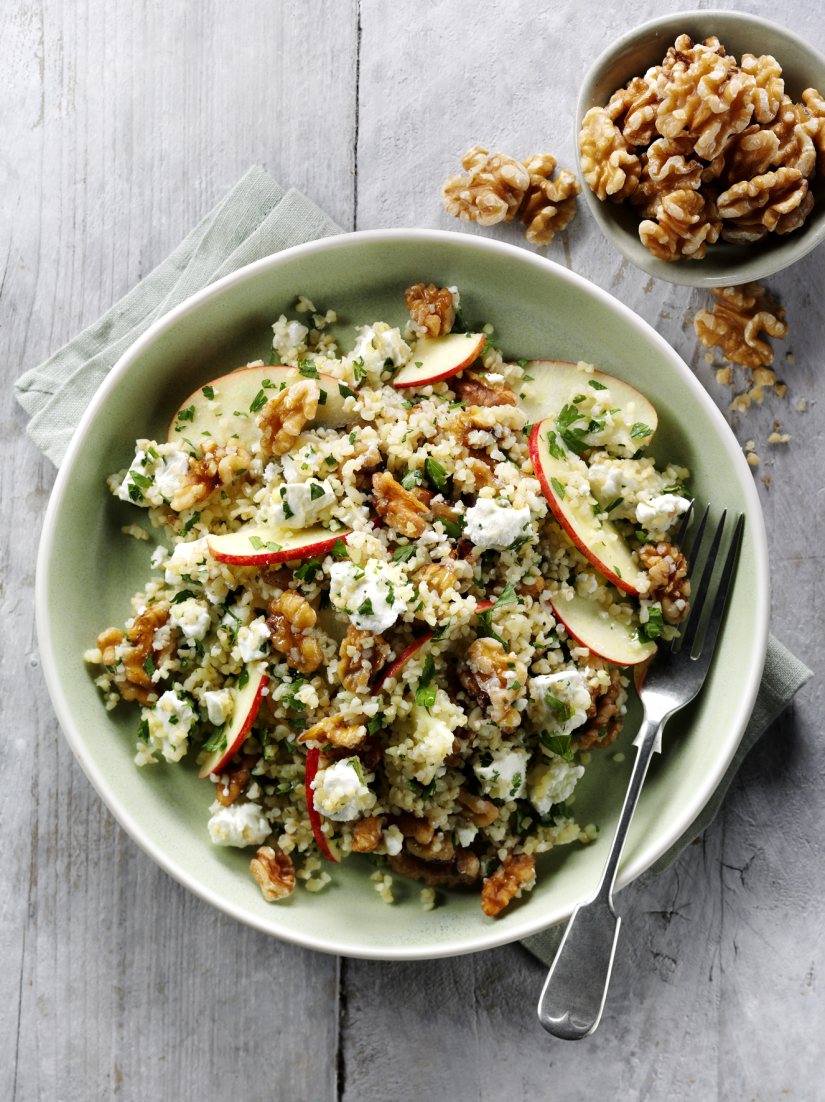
460, 637, 527, 730
404, 282, 455, 338
405, 832, 455, 864
579, 107, 642, 201
457, 790, 499, 827
388, 851, 468, 888
337, 625, 391, 694
415, 561, 459, 597
266, 591, 322, 674
442, 147, 579, 245
249, 846, 295, 902
607, 73, 661, 147
298, 713, 367, 751
258, 378, 319, 457
395, 813, 436, 844
372, 470, 431, 537
451, 369, 516, 407
350, 815, 384, 853
740, 53, 784, 125
717, 166, 810, 240
638, 541, 691, 624
98, 603, 171, 704
442, 146, 530, 226
694, 282, 787, 370
724, 125, 780, 184
519, 154, 581, 245
639, 188, 721, 261
646, 136, 704, 191
169, 442, 250, 513
481, 853, 536, 917
215, 753, 257, 807
576, 666, 624, 752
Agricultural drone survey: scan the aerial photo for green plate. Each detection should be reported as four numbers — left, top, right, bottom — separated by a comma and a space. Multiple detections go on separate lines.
36, 230, 769, 959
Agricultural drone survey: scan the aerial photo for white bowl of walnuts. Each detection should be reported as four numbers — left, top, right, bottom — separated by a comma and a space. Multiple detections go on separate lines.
575, 10, 825, 286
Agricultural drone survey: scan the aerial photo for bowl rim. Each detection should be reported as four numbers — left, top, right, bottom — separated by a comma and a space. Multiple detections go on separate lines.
35, 227, 770, 959
574, 8, 825, 287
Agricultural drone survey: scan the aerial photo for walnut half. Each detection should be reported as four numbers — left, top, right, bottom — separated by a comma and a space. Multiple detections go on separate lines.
481, 853, 536, 917
404, 283, 455, 338
266, 591, 322, 674
249, 847, 295, 902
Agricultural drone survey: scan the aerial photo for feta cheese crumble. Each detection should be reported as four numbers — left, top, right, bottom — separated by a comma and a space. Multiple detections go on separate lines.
328, 560, 408, 633
474, 747, 530, 800
169, 597, 211, 642
203, 688, 234, 727
529, 671, 591, 738
207, 802, 271, 847
235, 618, 271, 663
137, 690, 195, 765
311, 757, 374, 821
268, 479, 335, 528
635, 493, 691, 538
464, 498, 532, 550
529, 757, 585, 817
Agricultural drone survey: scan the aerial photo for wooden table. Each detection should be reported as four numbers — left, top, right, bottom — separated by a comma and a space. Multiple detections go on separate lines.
3, 2, 822, 1098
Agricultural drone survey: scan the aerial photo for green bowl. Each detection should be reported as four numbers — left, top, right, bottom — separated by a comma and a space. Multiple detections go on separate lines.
36, 230, 769, 959
575, 10, 825, 287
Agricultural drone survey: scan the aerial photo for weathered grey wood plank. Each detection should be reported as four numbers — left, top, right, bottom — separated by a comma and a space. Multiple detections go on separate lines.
0, 1, 358, 1099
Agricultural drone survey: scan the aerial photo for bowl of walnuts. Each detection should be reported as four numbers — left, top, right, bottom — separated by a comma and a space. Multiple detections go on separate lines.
575, 9, 825, 286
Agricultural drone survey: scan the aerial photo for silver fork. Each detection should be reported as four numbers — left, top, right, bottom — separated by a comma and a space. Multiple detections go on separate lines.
537, 506, 745, 1040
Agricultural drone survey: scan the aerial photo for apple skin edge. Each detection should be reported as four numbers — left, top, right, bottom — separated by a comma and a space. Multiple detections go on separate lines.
304, 748, 340, 863
208, 530, 350, 567
371, 632, 433, 695
392, 333, 486, 389
528, 421, 641, 598
198, 670, 269, 779
546, 591, 656, 667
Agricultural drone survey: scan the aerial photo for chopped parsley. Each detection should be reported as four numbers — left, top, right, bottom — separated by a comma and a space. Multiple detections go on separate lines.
136, 719, 149, 742
630, 421, 653, 440
550, 476, 566, 499
539, 730, 574, 760
545, 692, 573, 724
338, 383, 357, 399
237, 666, 250, 690
638, 604, 665, 643
142, 653, 156, 677
170, 589, 197, 605
283, 678, 307, 712
367, 713, 385, 736
509, 773, 523, 798
298, 360, 319, 378
352, 357, 366, 382
331, 538, 349, 560
392, 544, 416, 563
182, 510, 201, 534
414, 654, 437, 710
358, 597, 374, 617
127, 470, 153, 502
249, 389, 268, 414
604, 497, 624, 514
201, 385, 215, 400
401, 469, 424, 491
202, 726, 227, 753
176, 404, 195, 423
589, 379, 607, 390
249, 535, 282, 552
424, 457, 449, 492
294, 558, 322, 583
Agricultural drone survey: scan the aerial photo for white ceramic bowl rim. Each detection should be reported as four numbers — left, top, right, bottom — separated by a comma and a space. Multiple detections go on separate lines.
36, 229, 770, 959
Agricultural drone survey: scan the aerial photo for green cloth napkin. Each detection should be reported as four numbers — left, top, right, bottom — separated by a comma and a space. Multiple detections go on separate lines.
15, 166, 812, 961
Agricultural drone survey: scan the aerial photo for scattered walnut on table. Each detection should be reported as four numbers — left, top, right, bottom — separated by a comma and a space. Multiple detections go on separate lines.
249, 846, 295, 902
518, 154, 581, 245
575, 665, 625, 752
404, 282, 455, 338
258, 378, 319, 457
266, 591, 322, 674
481, 853, 536, 917
693, 282, 787, 370
371, 470, 431, 537
442, 146, 530, 226
169, 441, 250, 513
638, 540, 691, 624
337, 625, 391, 694
441, 146, 579, 245
459, 637, 527, 730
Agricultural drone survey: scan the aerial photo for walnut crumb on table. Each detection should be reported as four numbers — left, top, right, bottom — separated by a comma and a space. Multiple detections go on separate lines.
442, 146, 581, 246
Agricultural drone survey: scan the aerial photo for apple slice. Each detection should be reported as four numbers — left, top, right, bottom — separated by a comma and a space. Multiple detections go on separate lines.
371, 632, 433, 695
198, 662, 268, 778
530, 420, 647, 595
304, 748, 340, 862
547, 588, 656, 667
168, 364, 350, 448
518, 360, 657, 454
207, 524, 351, 566
392, 332, 486, 389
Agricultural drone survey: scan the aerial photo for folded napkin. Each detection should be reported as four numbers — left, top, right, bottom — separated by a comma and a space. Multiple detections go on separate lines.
17, 167, 812, 961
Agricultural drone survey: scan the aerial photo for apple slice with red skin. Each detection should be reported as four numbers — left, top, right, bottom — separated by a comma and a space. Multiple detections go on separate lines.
547, 588, 656, 667
371, 632, 433, 695
392, 332, 486, 389
530, 421, 647, 595
518, 360, 657, 451
304, 748, 340, 863
370, 598, 496, 694
168, 364, 349, 448
207, 525, 351, 566
198, 662, 269, 779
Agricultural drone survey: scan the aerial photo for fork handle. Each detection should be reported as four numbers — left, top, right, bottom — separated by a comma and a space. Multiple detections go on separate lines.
537, 711, 664, 1039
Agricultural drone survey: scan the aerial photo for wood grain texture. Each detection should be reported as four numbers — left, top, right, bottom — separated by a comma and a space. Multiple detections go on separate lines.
2, 0, 823, 1099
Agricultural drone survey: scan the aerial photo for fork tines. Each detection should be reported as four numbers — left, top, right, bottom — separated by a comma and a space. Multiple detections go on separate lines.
674, 507, 745, 661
